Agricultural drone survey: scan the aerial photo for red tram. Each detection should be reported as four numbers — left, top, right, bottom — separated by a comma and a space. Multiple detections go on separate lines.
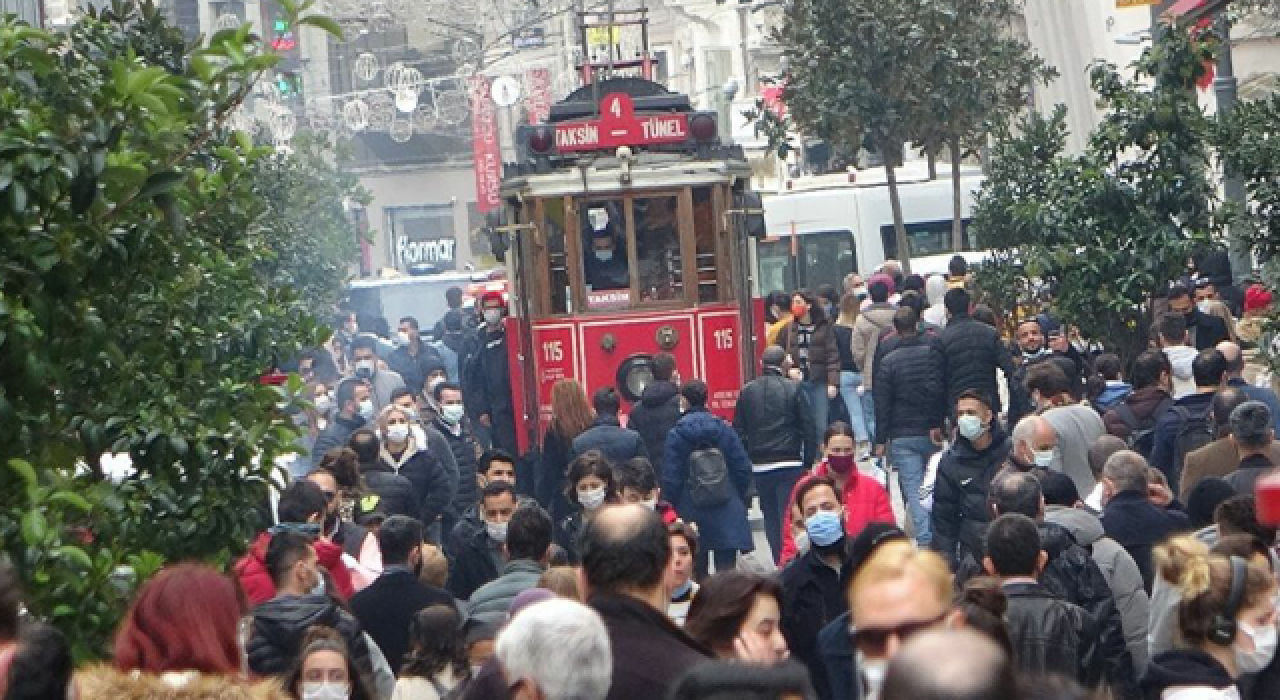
495, 74, 765, 453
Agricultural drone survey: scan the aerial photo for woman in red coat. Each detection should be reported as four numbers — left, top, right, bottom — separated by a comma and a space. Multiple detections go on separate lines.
777, 422, 894, 566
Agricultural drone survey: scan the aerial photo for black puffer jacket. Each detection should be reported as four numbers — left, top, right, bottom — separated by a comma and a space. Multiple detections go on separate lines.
938, 315, 1018, 414
380, 439, 457, 527
627, 380, 682, 473
359, 461, 417, 520
1141, 649, 1235, 700
733, 370, 813, 464
872, 334, 946, 444
1002, 582, 1103, 687
931, 423, 1012, 568
247, 593, 372, 678
436, 417, 480, 522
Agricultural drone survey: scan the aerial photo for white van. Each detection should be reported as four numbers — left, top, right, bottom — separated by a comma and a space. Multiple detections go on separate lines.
755, 162, 987, 295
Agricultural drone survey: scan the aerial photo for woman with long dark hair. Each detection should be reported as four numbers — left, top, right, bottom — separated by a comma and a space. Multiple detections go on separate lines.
283, 626, 376, 700
558, 451, 619, 562
685, 571, 789, 664
393, 605, 469, 700
779, 290, 840, 452
539, 379, 595, 526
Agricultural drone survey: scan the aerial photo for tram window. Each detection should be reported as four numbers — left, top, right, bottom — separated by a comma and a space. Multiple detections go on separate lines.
878, 219, 973, 259
634, 195, 683, 303
544, 198, 571, 314
692, 187, 718, 302
581, 200, 631, 309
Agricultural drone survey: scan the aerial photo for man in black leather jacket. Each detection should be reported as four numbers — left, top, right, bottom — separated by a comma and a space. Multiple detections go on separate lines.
983, 513, 1103, 687
734, 345, 814, 563
247, 531, 373, 678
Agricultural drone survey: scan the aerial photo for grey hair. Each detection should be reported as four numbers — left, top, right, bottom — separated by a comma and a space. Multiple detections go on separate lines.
496, 598, 613, 700
1229, 400, 1273, 450
1010, 416, 1046, 450
1102, 450, 1149, 494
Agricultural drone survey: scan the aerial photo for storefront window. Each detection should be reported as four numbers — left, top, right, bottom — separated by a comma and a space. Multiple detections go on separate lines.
634, 195, 682, 303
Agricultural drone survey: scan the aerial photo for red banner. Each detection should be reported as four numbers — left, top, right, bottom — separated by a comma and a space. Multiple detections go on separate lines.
525, 68, 552, 124
469, 76, 501, 213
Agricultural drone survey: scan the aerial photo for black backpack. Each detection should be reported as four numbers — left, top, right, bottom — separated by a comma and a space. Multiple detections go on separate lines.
1114, 396, 1172, 459
1170, 404, 1215, 480
688, 444, 731, 509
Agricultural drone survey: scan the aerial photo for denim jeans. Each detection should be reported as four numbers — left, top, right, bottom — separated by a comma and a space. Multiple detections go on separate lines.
840, 371, 873, 444
755, 467, 806, 564
888, 435, 938, 546
800, 380, 830, 455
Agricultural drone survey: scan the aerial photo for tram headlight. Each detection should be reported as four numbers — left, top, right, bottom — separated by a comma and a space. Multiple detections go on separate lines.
690, 113, 717, 142
615, 354, 655, 403
529, 126, 555, 155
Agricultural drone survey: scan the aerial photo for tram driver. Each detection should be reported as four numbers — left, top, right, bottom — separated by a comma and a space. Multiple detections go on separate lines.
585, 223, 631, 292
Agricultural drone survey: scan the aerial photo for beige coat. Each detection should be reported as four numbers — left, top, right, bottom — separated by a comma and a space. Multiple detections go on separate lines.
75, 666, 291, 700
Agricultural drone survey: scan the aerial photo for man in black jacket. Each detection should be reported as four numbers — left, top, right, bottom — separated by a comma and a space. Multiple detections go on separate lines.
311, 378, 369, 467
247, 531, 373, 678
389, 316, 445, 395
873, 307, 946, 547
351, 516, 453, 672
734, 345, 813, 564
983, 514, 1103, 687
349, 429, 417, 520
435, 381, 481, 542
446, 480, 516, 600
938, 289, 1018, 416
1167, 284, 1230, 350
627, 352, 682, 475
1100, 450, 1191, 592
584, 504, 710, 700
983, 470, 1138, 699
571, 388, 648, 463
464, 292, 518, 456
931, 390, 1012, 569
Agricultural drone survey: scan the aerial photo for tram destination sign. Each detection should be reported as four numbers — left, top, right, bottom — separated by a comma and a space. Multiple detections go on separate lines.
554, 93, 689, 153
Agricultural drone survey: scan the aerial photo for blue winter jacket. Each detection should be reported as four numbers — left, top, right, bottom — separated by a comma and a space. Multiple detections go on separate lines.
661, 409, 754, 551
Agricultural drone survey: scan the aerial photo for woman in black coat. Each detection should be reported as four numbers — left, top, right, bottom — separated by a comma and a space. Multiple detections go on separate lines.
538, 380, 595, 526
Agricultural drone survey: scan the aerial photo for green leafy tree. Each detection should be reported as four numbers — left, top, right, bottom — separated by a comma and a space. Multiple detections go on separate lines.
0, 0, 354, 658
972, 23, 1220, 363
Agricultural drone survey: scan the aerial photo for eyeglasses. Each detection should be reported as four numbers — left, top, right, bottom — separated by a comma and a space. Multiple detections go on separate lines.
849, 611, 948, 656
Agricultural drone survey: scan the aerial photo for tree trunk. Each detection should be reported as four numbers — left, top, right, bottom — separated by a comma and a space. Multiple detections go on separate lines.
950, 134, 964, 253
927, 148, 937, 180
883, 144, 912, 276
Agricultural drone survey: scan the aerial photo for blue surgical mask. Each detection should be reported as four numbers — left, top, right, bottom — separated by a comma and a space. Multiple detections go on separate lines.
595, 249, 613, 263
957, 415, 986, 441
805, 510, 844, 548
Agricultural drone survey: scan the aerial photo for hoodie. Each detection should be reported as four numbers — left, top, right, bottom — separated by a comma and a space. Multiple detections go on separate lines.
1045, 505, 1152, 673
1165, 346, 1198, 399
1140, 649, 1237, 700
923, 275, 949, 329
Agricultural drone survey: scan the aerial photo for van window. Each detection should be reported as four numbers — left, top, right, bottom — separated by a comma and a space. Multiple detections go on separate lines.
879, 219, 973, 260
756, 230, 856, 295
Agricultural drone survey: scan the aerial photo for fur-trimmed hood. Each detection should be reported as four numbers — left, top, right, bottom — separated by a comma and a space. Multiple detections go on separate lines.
75, 665, 291, 700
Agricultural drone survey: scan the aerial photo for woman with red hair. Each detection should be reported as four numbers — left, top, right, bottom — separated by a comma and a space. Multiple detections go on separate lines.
77, 563, 289, 698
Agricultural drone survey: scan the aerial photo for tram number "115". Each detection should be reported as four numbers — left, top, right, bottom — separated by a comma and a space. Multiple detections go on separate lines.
542, 340, 565, 363
713, 328, 734, 351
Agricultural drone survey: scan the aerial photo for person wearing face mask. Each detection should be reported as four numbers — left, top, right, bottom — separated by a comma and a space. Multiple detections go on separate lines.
931, 390, 1013, 570
1007, 415, 1059, 473
810, 422, 893, 538
779, 291, 841, 453
348, 429, 418, 522
463, 292, 519, 458
467, 504, 554, 626
247, 532, 375, 679
377, 405, 458, 541
447, 481, 518, 600
432, 381, 483, 543
558, 452, 621, 564
306, 469, 381, 592
584, 225, 630, 291
666, 521, 700, 626
388, 316, 445, 396
1025, 362, 1106, 498
312, 379, 374, 468
284, 627, 376, 700
777, 477, 852, 700
1168, 284, 1232, 351
350, 335, 407, 413
350, 516, 453, 674
1142, 540, 1278, 700
662, 380, 754, 578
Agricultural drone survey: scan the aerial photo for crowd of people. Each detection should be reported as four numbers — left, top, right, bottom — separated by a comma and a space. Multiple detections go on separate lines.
1, 257, 1279, 700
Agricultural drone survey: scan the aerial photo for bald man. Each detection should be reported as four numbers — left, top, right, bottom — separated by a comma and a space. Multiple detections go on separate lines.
1218, 341, 1280, 432
881, 629, 1017, 700
1008, 416, 1057, 472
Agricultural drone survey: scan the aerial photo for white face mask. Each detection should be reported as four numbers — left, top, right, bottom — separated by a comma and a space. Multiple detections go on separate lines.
483, 309, 503, 326
579, 487, 607, 511
354, 358, 376, 377
1032, 448, 1055, 468
857, 652, 889, 700
358, 399, 374, 420
314, 395, 333, 414
1237, 621, 1279, 674
485, 519, 509, 544
301, 682, 350, 700
956, 414, 986, 441
442, 404, 466, 425
1197, 300, 1212, 314
386, 424, 410, 442
396, 331, 412, 346
595, 249, 614, 262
